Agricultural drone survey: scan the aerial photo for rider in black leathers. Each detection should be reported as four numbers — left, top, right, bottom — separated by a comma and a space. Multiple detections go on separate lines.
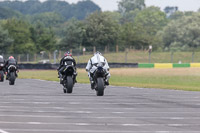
4, 56, 18, 79
57, 52, 77, 84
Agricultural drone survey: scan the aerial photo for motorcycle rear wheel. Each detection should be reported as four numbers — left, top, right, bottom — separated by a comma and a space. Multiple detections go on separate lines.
66, 76, 73, 93
0, 71, 4, 82
9, 72, 16, 85
96, 78, 104, 96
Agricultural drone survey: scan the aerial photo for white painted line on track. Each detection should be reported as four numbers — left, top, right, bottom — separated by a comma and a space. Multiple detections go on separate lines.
0, 102, 180, 105
33, 79, 58, 83
4, 129, 200, 133
1, 99, 200, 102
0, 106, 66, 109
0, 109, 199, 114
0, 121, 200, 127
0, 115, 200, 119
1, 106, 200, 112
0, 129, 9, 133
27, 122, 41, 124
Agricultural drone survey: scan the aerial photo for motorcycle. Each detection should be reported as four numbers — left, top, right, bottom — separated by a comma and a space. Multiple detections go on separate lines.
92, 64, 107, 96
0, 63, 4, 82
62, 61, 77, 93
7, 65, 17, 85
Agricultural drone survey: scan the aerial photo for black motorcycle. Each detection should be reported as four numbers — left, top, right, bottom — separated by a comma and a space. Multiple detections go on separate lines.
0, 63, 4, 82
92, 65, 107, 96
7, 65, 17, 85
62, 61, 76, 93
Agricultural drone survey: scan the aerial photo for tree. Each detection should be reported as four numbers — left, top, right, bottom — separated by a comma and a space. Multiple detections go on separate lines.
73, 0, 101, 20
118, 0, 145, 14
120, 6, 167, 50
134, 6, 167, 35
120, 9, 140, 24
2, 19, 35, 54
83, 11, 119, 51
28, 12, 64, 28
160, 13, 200, 51
0, 25, 13, 54
164, 6, 178, 17
0, 0, 101, 20
168, 11, 194, 20
103, 11, 122, 24
59, 18, 85, 50
30, 22, 56, 53
168, 11, 184, 20
0, 7, 22, 20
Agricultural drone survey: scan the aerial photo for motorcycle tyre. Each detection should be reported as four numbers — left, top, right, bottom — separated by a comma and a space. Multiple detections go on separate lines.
96, 78, 104, 96
0, 71, 4, 82
9, 72, 15, 85
66, 76, 73, 93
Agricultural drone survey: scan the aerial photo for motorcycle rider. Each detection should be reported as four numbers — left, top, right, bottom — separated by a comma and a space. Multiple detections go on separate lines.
86, 51, 110, 89
4, 56, 18, 80
0, 55, 5, 73
0, 55, 5, 64
57, 51, 77, 84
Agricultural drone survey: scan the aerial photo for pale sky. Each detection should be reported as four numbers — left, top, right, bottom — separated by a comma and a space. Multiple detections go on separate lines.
49, 0, 200, 12
1, 0, 200, 12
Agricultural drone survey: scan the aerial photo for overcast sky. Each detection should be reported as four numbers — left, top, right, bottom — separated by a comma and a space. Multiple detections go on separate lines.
51, 0, 200, 12
1, 0, 200, 12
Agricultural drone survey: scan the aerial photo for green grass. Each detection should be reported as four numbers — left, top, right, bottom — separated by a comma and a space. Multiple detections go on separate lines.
19, 68, 200, 91
111, 75, 200, 91
72, 51, 200, 63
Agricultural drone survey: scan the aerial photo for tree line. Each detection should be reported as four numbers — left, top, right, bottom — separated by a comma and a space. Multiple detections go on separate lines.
1, 0, 200, 54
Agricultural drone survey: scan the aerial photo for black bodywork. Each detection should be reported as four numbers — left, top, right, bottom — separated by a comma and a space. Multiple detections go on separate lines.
92, 66, 106, 96
8, 65, 17, 85
61, 61, 76, 93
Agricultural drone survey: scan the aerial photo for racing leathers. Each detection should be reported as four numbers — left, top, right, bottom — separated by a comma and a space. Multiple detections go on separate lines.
86, 53, 110, 85
4, 58, 18, 79
57, 56, 77, 84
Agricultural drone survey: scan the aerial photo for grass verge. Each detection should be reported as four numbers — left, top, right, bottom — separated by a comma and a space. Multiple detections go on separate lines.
18, 68, 200, 91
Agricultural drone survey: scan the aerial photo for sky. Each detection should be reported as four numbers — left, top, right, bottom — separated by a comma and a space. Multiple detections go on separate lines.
50, 0, 200, 12
1, 0, 200, 12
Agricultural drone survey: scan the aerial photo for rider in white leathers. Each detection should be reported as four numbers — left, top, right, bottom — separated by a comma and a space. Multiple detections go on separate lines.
86, 51, 110, 87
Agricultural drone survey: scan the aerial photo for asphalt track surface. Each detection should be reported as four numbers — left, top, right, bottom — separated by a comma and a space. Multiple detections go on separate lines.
0, 79, 200, 133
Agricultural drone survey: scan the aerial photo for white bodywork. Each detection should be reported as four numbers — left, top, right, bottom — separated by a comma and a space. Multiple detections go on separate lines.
86, 53, 110, 80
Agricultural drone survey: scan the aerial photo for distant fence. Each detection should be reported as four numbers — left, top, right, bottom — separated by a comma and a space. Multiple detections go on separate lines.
2, 50, 200, 64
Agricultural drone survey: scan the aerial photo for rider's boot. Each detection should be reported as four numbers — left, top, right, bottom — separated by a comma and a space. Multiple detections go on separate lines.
6, 73, 8, 80
105, 79, 109, 85
90, 77, 95, 89
58, 73, 63, 84
60, 77, 63, 84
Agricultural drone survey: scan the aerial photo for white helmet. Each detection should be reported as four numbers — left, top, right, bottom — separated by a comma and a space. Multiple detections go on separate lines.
94, 51, 102, 56
0, 55, 3, 59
